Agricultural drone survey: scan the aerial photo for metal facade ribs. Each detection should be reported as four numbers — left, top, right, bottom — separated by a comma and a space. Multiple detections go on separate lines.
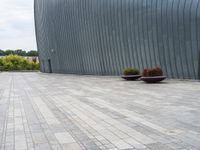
34, 0, 200, 79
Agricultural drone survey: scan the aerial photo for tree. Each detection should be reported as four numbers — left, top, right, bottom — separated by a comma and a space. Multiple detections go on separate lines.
0, 50, 5, 56
14, 49, 26, 56
0, 49, 38, 56
26, 50, 38, 56
4, 50, 14, 55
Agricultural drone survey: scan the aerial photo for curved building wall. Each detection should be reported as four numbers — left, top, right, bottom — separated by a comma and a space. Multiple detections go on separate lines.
34, 0, 200, 79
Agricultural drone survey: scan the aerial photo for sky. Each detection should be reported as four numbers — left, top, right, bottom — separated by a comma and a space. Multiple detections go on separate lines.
0, 0, 37, 51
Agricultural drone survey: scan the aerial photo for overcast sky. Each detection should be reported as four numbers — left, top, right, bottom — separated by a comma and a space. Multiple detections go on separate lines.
0, 0, 37, 51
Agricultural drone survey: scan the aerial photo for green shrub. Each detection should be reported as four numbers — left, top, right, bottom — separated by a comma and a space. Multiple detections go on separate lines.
143, 67, 163, 77
32, 63, 40, 70
0, 55, 40, 71
123, 68, 140, 75
0, 58, 4, 71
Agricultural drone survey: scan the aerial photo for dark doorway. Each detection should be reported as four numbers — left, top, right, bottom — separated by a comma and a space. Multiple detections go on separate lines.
198, 52, 200, 79
48, 59, 52, 73
42, 60, 45, 72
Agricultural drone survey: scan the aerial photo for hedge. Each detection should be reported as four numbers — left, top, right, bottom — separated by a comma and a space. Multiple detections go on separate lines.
0, 55, 40, 71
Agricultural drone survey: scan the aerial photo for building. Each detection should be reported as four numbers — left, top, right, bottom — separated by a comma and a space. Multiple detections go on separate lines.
34, 0, 200, 79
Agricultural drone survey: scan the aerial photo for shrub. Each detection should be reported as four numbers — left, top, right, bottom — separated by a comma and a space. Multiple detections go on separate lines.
123, 68, 140, 75
143, 67, 163, 77
0, 55, 40, 71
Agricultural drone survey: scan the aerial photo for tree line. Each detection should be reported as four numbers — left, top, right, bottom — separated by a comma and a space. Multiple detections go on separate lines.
0, 49, 38, 57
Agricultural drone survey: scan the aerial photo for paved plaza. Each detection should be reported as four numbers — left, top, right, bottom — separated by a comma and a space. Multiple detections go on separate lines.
0, 72, 200, 150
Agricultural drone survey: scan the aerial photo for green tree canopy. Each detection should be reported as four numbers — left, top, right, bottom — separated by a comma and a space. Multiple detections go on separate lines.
0, 49, 38, 56
26, 50, 38, 56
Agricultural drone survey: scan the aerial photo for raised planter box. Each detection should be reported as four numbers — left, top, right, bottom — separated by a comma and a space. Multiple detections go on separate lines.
121, 75, 141, 81
140, 76, 166, 83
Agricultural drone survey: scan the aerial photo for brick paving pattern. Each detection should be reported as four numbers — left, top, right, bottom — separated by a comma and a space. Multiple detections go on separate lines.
0, 72, 200, 150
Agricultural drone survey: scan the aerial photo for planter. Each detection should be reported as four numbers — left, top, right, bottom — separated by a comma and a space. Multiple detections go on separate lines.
140, 76, 166, 83
121, 75, 141, 81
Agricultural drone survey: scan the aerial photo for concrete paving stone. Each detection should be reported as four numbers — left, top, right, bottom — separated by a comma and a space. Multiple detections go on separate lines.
15, 142, 27, 150
62, 142, 82, 150
95, 141, 102, 146
55, 132, 76, 144
30, 124, 43, 132
5, 135, 14, 143
104, 143, 115, 149
147, 142, 175, 150
124, 138, 147, 149
81, 140, 98, 147
32, 132, 48, 144
51, 144, 62, 150
111, 140, 133, 149
27, 142, 34, 148
35, 143, 51, 150
4, 145, 14, 150
76, 135, 91, 141
86, 146, 101, 150
98, 145, 107, 150
165, 142, 185, 149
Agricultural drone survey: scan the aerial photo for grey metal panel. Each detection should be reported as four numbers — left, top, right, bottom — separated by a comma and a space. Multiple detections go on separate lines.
34, 0, 200, 79
197, 0, 200, 78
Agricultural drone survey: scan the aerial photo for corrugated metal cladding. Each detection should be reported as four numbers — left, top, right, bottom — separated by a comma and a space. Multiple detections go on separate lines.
34, 0, 200, 79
